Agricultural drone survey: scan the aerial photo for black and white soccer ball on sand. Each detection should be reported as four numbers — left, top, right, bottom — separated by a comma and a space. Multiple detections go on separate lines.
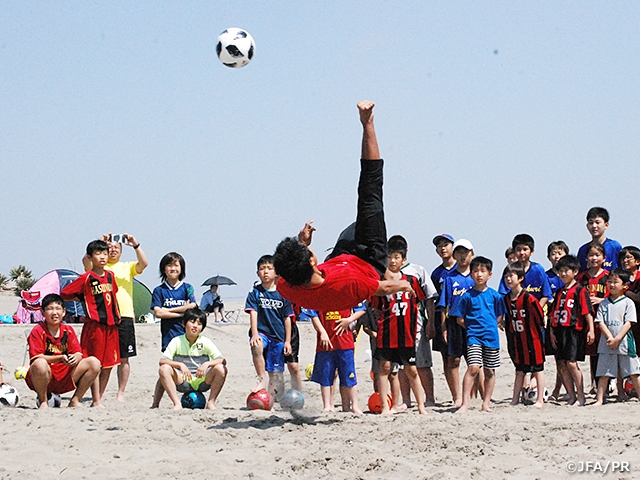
0, 383, 19, 407
216, 28, 255, 68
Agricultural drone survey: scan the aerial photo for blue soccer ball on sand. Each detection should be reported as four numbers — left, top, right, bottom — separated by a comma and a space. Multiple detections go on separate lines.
281, 389, 305, 410
181, 391, 206, 409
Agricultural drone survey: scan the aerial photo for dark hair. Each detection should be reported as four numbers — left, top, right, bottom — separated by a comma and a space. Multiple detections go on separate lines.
609, 268, 631, 285
470, 256, 493, 272
504, 247, 514, 259
586, 241, 605, 257
159, 252, 186, 282
41, 293, 65, 311
618, 246, 640, 265
388, 235, 408, 258
502, 262, 525, 282
182, 307, 207, 329
257, 254, 274, 270
557, 254, 580, 272
512, 234, 535, 251
86, 239, 109, 256
273, 237, 314, 286
547, 241, 569, 257
587, 206, 610, 223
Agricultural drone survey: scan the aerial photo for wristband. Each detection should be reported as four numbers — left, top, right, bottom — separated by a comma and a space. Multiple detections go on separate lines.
133, 243, 140, 249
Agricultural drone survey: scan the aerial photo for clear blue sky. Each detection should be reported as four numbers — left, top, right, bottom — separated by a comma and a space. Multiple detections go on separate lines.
1, 2, 639, 299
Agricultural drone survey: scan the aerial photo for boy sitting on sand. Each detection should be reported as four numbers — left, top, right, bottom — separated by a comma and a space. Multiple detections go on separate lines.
26, 294, 101, 408
274, 101, 414, 313
158, 308, 227, 410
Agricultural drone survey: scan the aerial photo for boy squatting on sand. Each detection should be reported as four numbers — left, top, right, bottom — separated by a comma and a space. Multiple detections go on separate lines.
273, 100, 415, 313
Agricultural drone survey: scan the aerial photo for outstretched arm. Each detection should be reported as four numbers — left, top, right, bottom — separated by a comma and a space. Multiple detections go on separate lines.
358, 100, 380, 160
374, 279, 415, 297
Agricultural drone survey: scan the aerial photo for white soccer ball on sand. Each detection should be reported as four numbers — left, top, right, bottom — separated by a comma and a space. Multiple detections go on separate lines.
0, 384, 19, 407
35, 392, 62, 408
216, 28, 255, 68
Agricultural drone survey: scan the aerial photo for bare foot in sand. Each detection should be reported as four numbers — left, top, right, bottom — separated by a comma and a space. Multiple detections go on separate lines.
252, 376, 269, 393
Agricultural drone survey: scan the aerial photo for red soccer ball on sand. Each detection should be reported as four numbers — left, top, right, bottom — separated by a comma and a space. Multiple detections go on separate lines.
367, 392, 392, 414
247, 390, 272, 410
624, 378, 638, 398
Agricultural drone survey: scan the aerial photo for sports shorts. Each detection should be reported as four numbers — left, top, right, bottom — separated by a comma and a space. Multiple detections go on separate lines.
466, 344, 500, 369
26, 363, 76, 395
514, 363, 544, 373
175, 370, 212, 393
585, 326, 601, 356
446, 316, 467, 358
415, 320, 433, 368
257, 333, 285, 373
284, 321, 300, 364
117, 317, 137, 359
553, 326, 586, 362
311, 349, 357, 387
81, 321, 120, 368
596, 353, 640, 378
432, 309, 447, 353
373, 347, 416, 367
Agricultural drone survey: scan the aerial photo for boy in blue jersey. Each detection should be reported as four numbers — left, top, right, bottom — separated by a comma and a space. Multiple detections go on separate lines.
546, 241, 569, 298
545, 240, 569, 400
430, 234, 456, 377
499, 234, 553, 307
577, 207, 622, 272
438, 239, 475, 408
158, 308, 227, 410
245, 255, 293, 404
452, 256, 506, 413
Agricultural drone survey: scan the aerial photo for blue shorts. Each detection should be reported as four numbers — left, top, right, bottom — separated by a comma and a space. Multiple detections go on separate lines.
258, 333, 285, 373
311, 350, 357, 388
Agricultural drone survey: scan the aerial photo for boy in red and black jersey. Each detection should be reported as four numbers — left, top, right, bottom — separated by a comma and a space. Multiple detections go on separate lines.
370, 243, 427, 414
502, 263, 546, 407
62, 240, 122, 406
549, 255, 595, 406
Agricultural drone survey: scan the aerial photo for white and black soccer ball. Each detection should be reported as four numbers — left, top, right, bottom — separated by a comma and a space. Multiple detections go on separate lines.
524, 387, 549, 404
0, 384, 20, 407
35, 392, 62, 408
216, 28, 255, 68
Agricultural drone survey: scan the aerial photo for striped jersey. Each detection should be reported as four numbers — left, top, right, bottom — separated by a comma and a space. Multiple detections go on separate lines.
549, 282, 593, 331
373, 274, 426, 349
61, 270, 121, 325
504, 290, 545, 365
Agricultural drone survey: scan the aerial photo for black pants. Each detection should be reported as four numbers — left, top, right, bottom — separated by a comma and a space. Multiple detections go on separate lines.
327, 159, 387, 278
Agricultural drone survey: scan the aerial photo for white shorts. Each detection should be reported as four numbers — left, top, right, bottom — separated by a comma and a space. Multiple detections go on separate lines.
596, 353, 640, 378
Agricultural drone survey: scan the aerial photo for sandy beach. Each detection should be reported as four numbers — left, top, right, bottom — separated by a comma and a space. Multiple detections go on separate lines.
0, 296, 638, 479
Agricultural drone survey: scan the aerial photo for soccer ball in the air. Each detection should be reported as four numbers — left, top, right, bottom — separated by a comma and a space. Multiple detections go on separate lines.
0, 384, 19, 407
35, 392, 62, 408
216, 28, 255, 68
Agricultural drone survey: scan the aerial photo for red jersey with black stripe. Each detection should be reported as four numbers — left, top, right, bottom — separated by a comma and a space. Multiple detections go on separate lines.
373, 274, 426, 349
61, 270, 121, 325
576, 269, 609, 304
503, 290, 545, 365
549, 281, 593, 331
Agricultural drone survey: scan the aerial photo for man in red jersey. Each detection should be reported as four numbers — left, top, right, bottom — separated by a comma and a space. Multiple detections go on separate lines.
274, 101, 414, 312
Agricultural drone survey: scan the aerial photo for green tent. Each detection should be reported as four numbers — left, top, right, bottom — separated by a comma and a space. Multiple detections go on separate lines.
133, 279, 153, 322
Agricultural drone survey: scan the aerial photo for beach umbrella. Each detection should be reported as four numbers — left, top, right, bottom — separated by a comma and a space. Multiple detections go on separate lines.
202, 275, 236, 287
